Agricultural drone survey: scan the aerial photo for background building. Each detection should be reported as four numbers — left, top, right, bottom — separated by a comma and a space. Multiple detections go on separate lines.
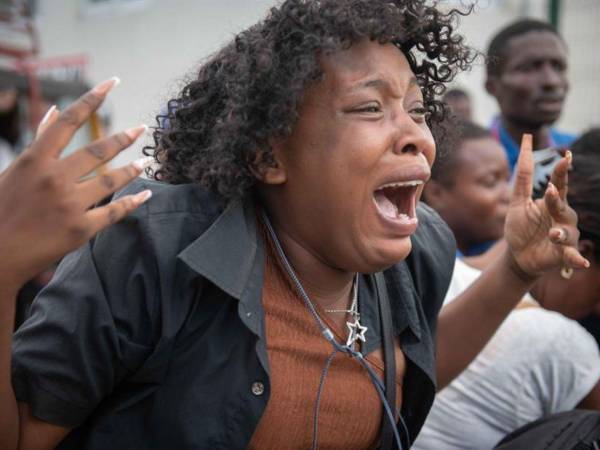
2, 0, 599, 165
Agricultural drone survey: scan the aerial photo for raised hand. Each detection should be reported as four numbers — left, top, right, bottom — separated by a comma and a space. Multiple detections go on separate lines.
504, 134, 589, 279
0, 77, 153, 294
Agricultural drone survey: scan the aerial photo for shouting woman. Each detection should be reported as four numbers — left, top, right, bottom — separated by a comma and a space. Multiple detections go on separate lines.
0, 1, 587, 449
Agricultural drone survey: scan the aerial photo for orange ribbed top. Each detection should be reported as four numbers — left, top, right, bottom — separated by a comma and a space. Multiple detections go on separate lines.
247, 234, 404, 450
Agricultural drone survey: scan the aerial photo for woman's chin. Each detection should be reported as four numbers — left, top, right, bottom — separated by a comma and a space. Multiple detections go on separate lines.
359, 237, 413, 273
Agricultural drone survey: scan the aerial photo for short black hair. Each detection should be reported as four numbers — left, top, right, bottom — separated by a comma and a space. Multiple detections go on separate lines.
430, 120, 492, 185
486, 19, 562, 76
145, 0, 474, 200
569, 128, 600, 261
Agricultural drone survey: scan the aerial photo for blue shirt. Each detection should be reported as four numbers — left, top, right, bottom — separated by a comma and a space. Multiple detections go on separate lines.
490, 117, 576, 174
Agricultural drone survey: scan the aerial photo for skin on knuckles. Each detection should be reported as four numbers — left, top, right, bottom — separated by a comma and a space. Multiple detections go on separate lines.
60, 126, 147, 182
85, 142, 109, 161
75, 162, 145, 210
86, 190, 151, 232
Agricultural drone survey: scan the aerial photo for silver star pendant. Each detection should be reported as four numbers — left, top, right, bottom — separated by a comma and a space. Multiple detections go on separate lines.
346, 317, 368, 348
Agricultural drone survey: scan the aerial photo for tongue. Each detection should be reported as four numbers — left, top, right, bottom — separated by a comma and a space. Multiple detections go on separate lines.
374, 190, 399, 219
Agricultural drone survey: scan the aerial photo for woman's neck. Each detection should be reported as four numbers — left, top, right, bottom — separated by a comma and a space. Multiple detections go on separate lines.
264, 214, 355, 310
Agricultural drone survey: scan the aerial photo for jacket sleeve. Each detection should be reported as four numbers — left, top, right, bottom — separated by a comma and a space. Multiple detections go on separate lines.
11, 182, 161, 428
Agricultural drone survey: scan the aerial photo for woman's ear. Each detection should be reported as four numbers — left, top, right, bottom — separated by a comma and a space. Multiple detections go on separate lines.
249, 140, 287, 185
422, 180, 448, 211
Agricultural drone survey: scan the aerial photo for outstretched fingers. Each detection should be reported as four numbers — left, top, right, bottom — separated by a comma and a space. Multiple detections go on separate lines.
59, 125, 148, 181
547, 225, 589, 270
563, 245, 590, 270
32, 77, 120, 159
545, 181, 590, 271
544, 182, 569, 220
36, 105, 60, 138
511, 134, 534, 203
85, 190, 152, 235
75, 156, 154, 209
550, 150, 571, 201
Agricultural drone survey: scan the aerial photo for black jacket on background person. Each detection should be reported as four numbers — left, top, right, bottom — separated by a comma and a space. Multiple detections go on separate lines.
11, 178, 455, 449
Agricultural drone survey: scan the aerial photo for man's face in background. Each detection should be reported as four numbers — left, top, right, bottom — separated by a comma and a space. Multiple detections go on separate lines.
487, 30, 569, 129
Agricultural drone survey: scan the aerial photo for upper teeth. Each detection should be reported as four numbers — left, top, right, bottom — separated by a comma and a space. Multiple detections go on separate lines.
378, 180, 424, 189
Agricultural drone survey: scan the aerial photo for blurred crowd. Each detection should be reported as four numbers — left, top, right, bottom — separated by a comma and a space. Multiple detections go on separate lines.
417, 18, 600, 449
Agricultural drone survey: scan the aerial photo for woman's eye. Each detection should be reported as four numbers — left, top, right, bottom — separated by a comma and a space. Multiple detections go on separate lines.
478, 175, 498, 188
352, 104, 382, 114
409, 107, 429, 118
409, 107, 429, 123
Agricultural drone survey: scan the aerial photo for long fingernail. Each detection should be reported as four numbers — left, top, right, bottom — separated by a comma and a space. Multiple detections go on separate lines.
132, 156, 154, 171
565, 150, 572, 164
521, 133, 532, 149
133, 189, 153, 204
39, 105, 57, 127
92, 76, 121, 95
124, 124, 148, 140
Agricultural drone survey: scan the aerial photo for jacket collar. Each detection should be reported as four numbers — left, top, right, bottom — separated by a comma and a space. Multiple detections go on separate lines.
178, 195, 422, 342
383, 264, 422, 341
178, 197, 263, 302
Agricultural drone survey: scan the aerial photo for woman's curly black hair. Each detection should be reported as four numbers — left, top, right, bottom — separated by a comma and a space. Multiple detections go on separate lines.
145, 0, 474, 199
569, 128, 600, 262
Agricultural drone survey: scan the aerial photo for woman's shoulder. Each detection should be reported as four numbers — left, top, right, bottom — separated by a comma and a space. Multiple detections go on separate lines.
405, 203, 457, 295
92, 178, 225, 255
383, 203, 457, 322
412, 202, 457, 260
116, 177, 223, 222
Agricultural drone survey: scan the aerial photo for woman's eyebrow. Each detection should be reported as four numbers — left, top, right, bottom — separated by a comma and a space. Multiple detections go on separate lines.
347, 75, 419, 94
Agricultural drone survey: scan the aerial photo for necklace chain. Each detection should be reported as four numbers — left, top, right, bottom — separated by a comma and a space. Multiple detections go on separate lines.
324, 277, 359, 317
261, 211, 367, 348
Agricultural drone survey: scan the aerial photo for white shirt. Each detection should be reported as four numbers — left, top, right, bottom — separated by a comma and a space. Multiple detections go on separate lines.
413, 259, 600, 450
0, 139, 15, 173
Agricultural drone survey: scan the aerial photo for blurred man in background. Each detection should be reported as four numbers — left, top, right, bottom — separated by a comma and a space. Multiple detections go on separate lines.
442, 88, 473, 122
486, 19, 575, 198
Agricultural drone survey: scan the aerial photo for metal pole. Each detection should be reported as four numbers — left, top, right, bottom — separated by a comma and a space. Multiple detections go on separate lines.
549, 0, 562, 28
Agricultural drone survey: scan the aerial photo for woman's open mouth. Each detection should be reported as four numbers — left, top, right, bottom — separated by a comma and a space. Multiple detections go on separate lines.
373, 180, 422, 234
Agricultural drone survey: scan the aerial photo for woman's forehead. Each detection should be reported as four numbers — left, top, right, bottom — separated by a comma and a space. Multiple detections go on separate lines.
319, 40, 417, 93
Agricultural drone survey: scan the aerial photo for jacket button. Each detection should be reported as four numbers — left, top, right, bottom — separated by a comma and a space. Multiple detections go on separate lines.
251, 381, 265, 396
